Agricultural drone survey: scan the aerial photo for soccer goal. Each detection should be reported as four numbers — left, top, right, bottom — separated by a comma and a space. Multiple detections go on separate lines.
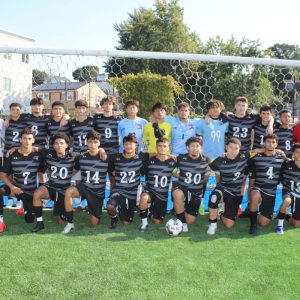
0, 47, 300, 119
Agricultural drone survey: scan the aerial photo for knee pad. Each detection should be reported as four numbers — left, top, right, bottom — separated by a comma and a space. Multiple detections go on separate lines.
208, 190, 222, 209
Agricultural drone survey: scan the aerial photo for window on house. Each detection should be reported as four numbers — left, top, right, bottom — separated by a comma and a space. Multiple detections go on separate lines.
21, 54, 29, 63
3, 77, 12, 91
3, 53, 12, 60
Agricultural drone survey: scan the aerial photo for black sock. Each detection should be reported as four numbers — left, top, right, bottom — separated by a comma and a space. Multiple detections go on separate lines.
249, 211, 258, 226
209, 218, 217, 223
0, 198, 3, 216
176, 212, 186, 223
277, 211, 285, 220
65, 211, 73, 223
285, 214, 291, 222
139, 208, 148, 219
34, 206, 43, 219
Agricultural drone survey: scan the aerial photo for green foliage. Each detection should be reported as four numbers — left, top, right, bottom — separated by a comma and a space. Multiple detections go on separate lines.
109, 72, 183, 118
72, 65, 99, 82
105, 0, 201, 76
32, 69, 49, 86
1, 210, 300, 299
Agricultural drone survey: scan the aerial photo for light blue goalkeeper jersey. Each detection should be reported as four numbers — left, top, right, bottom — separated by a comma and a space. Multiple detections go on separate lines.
165, 116, 199, 155
196, 118, 228, 159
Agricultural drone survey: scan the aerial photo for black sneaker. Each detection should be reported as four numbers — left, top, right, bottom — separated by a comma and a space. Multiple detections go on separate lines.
239, 207, 250, 218
31, 221, 45, 232
248, 224, 257, 235
109, 216, 118, 229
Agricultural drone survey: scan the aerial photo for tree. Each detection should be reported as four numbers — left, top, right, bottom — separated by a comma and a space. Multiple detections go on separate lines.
32, 69, 48, 86
72, 65, 99, 82
109, 72, 183, 119
105, 0, 201, 76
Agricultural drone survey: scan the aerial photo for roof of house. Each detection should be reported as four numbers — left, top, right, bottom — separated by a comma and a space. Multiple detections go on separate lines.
96, 81, 116, 95
0, 28, 35, 42
33, 82, 86, 91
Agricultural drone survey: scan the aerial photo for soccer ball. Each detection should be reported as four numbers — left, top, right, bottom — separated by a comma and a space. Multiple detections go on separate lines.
165, 218, 183, 236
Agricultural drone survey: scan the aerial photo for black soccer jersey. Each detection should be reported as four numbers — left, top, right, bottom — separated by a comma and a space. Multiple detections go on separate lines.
209, 152, 250, 195
144, 157, 176, 202
249, 153, 285, 196
225, 113, 260, 152
94, 114, 120, 154
274, 124, 293, 157
2, 151, 44, 195
281, 160, 300, 197
69, 117, 95, 153
253, 122, 268, 149
74, 152, 108, 196
41, 150, 74, 192
109, 153, 149, 200
176, 154, 210, 194
4, 119, 26, 155
47, 119, 70, 149
22, 114, 50, 148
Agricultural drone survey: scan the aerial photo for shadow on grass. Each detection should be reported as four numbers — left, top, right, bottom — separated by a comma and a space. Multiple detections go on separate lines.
1, 209, 296, 242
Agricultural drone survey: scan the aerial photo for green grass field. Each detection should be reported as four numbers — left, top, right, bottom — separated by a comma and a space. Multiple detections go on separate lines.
1, 209, 299, 300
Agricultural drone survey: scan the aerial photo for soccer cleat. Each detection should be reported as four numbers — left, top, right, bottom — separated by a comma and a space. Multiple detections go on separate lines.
109, 216, 119, 229
62, 222, 75, 234
182, 223, 188, 233
16, 207, 24, 216
248, 224, 257, 235
139, 223, 148, 232
0, 221, 6, 233
276, 226, 284, 235
31, 221, 45, 233
207, 224, 217, 235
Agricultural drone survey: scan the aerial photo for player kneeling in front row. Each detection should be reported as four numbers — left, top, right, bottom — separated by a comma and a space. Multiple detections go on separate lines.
248, 134, 286, 234
276, 143, 300, 234
107, 134, 148, 229
172, 137, 210, 233
32, 133, 75, 232
207, 138, 264, 235
139, 138, 176, 232
0, 128, 45, 232
62, 130, 109, 234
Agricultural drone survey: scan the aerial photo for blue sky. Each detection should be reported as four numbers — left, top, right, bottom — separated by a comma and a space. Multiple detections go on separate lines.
1, 0, 299, 50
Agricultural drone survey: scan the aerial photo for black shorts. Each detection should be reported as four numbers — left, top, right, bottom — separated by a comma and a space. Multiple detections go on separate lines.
172, 183, 202, 217
108, 192, 135, 222
251, 187, 276, 220
219, 188, 242, 221
282, 190, 300, 221
76, 183, 103, 219
143, 190, 167, 221
45, 184, 65, 217
0, 185, 34, 222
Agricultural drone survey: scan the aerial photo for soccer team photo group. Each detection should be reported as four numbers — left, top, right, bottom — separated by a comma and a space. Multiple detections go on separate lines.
0, 95, 299, 237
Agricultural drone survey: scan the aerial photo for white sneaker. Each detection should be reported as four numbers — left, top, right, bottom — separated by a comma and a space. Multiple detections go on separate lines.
62, 223, 75, 234
207, 224, 217, 235
6, 199, 13, 208
182, 223, 188, 233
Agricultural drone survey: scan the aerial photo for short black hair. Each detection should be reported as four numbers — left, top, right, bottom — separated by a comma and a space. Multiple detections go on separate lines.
279, 109, 291, 117
292, 143, 300, 152
21, 128, 35, 138
52, 101, 65, 109
205, 99, 224, 111
259, 105, 272, 113
263, 133, 279, 143
86, 129, 101, 141
156, 137, 170, 145
123, 133, 138, 145
75, 100, 88, 108
9, 102, 22, 109
52, 133, 70, 146
185, 136, 203, 147
30, 97, 43, 106
152, 102, 167, 113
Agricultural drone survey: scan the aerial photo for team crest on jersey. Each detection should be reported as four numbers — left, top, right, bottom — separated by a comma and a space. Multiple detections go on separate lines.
136, 124, 143, 130
33, 156, 39, 161
189, 125, 194, 130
